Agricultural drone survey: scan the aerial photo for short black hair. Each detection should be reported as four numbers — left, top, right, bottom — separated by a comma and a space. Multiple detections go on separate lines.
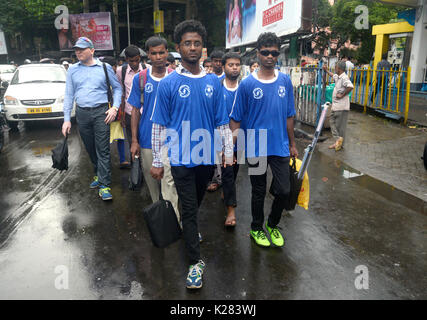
101, 56, 117, 67
256, 32, 281, 50
248, 59, 259, 68
203, 57, 212, 67
382, 53, 388, 60
174, 20, 207, 45
210, 50, 224, 60
124, 45, 140, 58
222, 52, 241, 65
167, 53, 175, 63
145, 36, 168, 51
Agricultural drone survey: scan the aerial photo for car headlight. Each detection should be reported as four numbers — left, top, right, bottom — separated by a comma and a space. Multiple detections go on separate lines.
57, 95, 65, 104
4, 95, 18, 105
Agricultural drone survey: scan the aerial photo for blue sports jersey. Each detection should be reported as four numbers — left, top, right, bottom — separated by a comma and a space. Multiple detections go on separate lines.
223, 82, 242, 152
229, 70, 295, 158
127, 69, 169, 149
151, 71, 229, 167
217, 73, 225, 81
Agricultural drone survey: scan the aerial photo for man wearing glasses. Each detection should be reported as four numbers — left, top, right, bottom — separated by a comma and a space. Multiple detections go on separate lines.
229, 32, 298, 248
62, 37, 122, 201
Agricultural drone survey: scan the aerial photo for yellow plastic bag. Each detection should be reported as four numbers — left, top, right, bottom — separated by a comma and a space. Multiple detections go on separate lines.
110, 121, 124, 143
290, 157, 310, 210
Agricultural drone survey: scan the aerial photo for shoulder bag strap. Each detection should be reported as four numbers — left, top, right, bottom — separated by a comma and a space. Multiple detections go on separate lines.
102, 62, 113, 107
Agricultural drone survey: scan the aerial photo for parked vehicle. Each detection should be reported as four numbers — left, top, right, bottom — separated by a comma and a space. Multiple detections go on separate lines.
0, 101, 6, 153
2, 64, 74, 129
0, 64, 17, 85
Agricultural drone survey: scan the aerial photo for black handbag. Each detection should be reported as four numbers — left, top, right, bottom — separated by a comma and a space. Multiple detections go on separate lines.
284, 157, 303, 211
51, 135, 69, 171
143, 192, 182, 248
128, 155, 143, 191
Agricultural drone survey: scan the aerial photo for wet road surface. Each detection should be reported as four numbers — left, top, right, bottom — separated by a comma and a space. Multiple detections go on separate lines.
0, 121, 426, 299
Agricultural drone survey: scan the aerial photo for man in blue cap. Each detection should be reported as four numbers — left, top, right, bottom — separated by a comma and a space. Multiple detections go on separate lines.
62, 37, 122, 201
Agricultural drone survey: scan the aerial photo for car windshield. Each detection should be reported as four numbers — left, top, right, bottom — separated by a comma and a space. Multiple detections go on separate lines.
11, 66, 66, 84
0, 65, 16, 74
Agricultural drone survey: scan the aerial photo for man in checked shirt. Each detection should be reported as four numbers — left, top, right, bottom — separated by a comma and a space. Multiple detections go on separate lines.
150, 20, 234, 290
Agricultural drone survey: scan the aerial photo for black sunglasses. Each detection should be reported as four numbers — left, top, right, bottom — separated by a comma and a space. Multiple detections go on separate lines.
259, 50, 280, 57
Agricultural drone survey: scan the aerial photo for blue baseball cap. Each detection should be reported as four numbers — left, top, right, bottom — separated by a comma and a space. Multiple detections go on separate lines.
73, 37, 94, 49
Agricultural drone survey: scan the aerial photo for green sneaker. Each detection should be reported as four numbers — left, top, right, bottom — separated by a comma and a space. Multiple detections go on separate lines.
99, 186, 113, 201
250, 230, 271, 247
265, 222, 284, 247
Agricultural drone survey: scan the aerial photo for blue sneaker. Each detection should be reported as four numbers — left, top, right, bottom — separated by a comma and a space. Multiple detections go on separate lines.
99, 186, 113, 201
90, 176, 100, 189
186, 260, 205, 289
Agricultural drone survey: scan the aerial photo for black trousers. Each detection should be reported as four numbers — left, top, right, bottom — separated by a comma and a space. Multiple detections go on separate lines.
124, 112, 132, 161
76, 104, 111, 187
221, 158, 240, 207
248, 156, 290, 231
171, 165, 214, 265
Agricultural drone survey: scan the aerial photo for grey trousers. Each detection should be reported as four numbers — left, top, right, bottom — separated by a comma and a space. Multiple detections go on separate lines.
330, 110, 349, 143
76, 104, 111, 187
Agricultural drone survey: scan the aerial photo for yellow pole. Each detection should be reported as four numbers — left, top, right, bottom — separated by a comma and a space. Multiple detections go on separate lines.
364, 68, 370, 113
351, 70, 357, 103
359, 68, 363, 105
387, 70, 392, 111
404, 67, 411, 124
372, 68, 377, 108
396, 69, 402, 113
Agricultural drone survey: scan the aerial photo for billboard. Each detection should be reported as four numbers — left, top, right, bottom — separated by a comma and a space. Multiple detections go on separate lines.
0, 30, 7, 55
226, 0, 303, 49
58, 12, 113, 51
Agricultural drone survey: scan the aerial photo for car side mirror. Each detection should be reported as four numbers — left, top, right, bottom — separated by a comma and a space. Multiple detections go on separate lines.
1, 81, 8, 89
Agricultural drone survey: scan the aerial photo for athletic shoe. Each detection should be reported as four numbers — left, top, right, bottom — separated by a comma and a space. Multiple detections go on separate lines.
186, 260, 205, 289
90, 176, 100, 189
265, 222, 285, 247
99, 186, 113, 201
198, 232, 203, 243
250, 230, 271, 247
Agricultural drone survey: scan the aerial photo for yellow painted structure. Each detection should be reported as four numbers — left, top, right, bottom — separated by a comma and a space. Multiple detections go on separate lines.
372, 22, 414, 69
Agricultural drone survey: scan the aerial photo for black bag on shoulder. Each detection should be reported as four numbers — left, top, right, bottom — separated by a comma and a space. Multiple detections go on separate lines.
143, 193, 181, 248
283, 157, 303, 211
51, 135, 69, 171
129, 155, 143, 191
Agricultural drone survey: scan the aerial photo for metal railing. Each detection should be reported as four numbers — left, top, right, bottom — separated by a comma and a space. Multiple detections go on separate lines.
325, 67, 411, 124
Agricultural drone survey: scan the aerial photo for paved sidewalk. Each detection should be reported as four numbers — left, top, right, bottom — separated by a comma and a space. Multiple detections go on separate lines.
315, 110, 427, 209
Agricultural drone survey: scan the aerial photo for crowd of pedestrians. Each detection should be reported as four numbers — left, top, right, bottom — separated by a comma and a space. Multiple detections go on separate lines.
61, 19, 353, 290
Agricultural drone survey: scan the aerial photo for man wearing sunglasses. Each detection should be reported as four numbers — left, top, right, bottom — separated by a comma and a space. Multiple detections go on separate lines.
229, 32, 298, 248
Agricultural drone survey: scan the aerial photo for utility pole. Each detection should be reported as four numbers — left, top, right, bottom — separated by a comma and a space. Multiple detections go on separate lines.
113, 0, 120, 55
83, 0, 89, 13
127, 0, 131, 46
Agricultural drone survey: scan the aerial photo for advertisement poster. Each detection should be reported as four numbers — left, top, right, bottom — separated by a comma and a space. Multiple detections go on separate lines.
226, 0, 302, 49
0, 30, 7, 55
58, 12, 113, 51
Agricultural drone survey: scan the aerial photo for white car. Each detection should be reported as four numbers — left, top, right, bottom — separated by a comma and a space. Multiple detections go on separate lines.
3, 64, 75, 126
0, 64, 17, 85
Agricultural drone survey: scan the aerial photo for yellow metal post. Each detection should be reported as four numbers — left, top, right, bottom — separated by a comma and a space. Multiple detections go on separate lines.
387, 70, 393, 111
396, 69, 402, 113
364, 68, 371, 113
359, 69, 363, 105
372, 69, 377, 108
380, 70, 385, 109
404, 67, 411, 124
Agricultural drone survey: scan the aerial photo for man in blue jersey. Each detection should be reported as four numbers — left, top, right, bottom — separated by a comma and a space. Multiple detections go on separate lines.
150, 20, 234, 289
229, 32, 298, 248
127, 36, 179, 216
221, 52, 242, 227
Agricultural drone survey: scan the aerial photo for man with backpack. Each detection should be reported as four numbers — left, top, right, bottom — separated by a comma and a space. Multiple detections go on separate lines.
116, 45, 146, 167
127, 36, 179, 216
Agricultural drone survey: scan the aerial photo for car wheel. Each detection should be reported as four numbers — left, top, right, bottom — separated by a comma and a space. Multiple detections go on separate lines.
7, 120, 18, 131
0, 129, 4, 153
424, 142, 427, 170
